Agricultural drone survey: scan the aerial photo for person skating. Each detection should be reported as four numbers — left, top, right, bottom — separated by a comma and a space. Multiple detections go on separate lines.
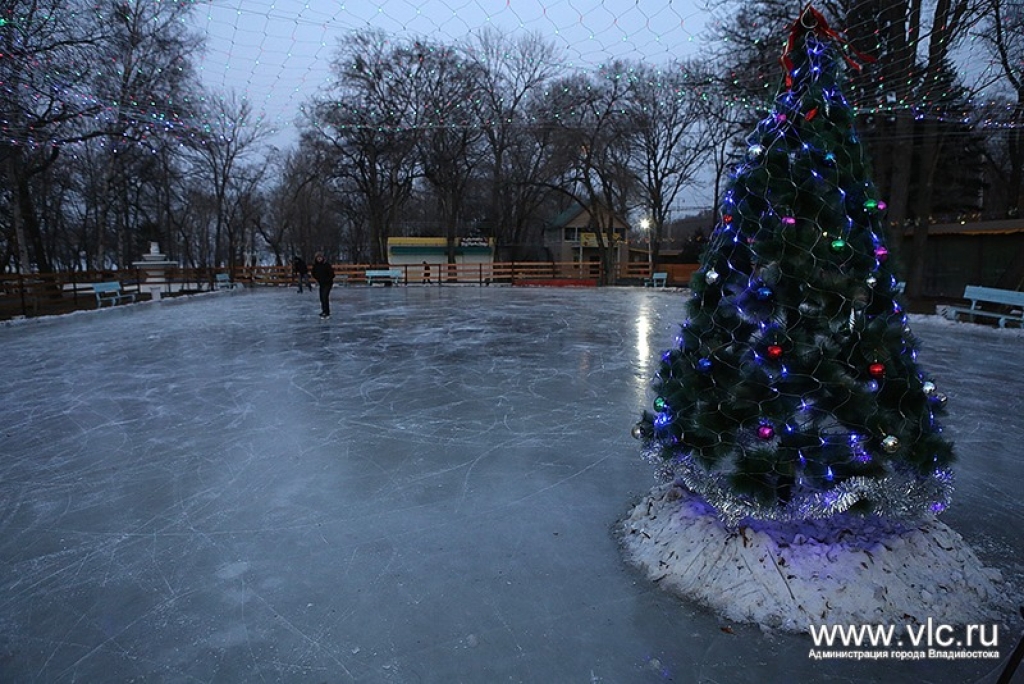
310, 253, 334, 318
292, 256, 311, 292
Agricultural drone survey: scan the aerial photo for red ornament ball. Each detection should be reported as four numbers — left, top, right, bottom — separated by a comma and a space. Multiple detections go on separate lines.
868, 362, 886, 378
766, 344, 784, 359
757, 424, 775, 440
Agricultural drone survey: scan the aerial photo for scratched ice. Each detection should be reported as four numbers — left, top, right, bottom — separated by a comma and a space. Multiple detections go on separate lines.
0, 286, 1021, 683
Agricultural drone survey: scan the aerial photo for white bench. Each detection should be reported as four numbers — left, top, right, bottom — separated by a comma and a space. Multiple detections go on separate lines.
215, 273, 240, 290
93, 281, 136, 307
365, 269, 403, 285
644, 272, 668, 288
944, 285, 1024, 328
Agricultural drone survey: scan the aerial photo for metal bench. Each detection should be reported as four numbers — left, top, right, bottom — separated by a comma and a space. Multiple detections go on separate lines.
944, 285, 1024, 328
644, 272, 668, 288
365, 269, 403, 285
93, 281, 136, 307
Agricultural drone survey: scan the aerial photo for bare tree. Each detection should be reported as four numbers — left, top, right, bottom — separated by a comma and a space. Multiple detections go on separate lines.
184, 93, 270, 269
90, 0, 203, 267
885, 0, 981, 298
306, 30, 422, 263
977, 0, 1024, 288
541, 64, 638, 285
256, 144, 349, 264
468, 28, 564, 254
411, 39, 488, 266
0, 0, 105, 272
625, 59, 717, 265
979, 0, 1024, 213
0, 0, 204, 274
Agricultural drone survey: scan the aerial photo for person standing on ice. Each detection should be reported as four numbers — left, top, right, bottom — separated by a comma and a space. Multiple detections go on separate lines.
292, 255, 311, 293
311, 253, 335, 319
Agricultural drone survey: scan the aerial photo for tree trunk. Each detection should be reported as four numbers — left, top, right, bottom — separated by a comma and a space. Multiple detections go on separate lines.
7, 151, 51, 273
883, 111, 915, 271
6, 154, 31, 273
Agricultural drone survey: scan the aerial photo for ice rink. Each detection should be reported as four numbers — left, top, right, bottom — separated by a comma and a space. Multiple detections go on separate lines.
1, 285, 1021, 683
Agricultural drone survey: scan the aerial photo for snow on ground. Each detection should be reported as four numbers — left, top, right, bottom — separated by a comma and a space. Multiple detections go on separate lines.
621, 483, 1011, 633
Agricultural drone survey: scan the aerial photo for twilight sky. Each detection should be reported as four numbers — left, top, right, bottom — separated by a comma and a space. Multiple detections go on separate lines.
192, 0, 715, 147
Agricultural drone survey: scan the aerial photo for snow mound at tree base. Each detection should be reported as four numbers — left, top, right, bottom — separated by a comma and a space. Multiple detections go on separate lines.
621, 484, 1010, 633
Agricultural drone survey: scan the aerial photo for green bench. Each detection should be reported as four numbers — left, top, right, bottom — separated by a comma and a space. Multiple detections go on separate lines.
644, 272, 668, 288
93, 282, 136, 307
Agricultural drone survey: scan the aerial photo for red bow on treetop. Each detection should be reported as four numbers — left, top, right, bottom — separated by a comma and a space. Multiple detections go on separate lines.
780, 4, 875, 89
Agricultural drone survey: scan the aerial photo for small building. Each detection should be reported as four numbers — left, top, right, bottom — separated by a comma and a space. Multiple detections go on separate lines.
542, 204, 630, 275
386, 237, 494, 282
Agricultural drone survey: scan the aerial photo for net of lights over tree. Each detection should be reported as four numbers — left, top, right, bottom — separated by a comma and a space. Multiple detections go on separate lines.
633, 7, 955, 526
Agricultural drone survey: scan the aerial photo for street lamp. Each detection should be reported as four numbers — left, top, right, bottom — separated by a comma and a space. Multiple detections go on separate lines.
639, 218, 653, 276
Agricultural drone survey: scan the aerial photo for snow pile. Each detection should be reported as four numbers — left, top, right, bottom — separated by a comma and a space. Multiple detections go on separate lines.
621, 484, 1010, 633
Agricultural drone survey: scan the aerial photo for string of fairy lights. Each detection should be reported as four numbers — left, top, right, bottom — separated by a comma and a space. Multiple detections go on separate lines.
190, 0, 710, 142
2, 0, 1023, 151
636, 19, 955, 523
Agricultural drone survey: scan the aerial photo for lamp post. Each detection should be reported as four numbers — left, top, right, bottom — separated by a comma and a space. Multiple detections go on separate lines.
640, 218, 653, 277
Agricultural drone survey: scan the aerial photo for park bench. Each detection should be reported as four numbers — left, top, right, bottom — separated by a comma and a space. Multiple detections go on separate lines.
365, 268, 403, 285
215, 273, 241, 290
644, 272, 668, 288
944, 285, 1024, 328
93, 281, 136, 307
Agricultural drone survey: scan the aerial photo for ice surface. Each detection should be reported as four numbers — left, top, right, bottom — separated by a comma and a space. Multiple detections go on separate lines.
0, 286, 1021, 683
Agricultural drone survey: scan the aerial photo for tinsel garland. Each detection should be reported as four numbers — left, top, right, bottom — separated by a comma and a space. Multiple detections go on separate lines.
642, 443, 954, 527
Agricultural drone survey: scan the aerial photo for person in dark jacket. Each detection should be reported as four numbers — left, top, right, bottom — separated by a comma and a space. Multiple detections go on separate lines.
292, 255, 310, 292
310, 253, 335, 318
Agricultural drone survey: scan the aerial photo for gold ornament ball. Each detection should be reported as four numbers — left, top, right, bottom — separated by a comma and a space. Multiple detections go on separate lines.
881, 435, 900, 453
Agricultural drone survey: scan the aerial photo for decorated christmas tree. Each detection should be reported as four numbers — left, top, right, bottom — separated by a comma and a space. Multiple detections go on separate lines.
634, 6, 955, 525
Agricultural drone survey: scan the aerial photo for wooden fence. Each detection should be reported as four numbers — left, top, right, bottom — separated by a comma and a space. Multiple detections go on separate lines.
1, 260, 691, 321
1, 267, 226, 321
240, 260, 661, 287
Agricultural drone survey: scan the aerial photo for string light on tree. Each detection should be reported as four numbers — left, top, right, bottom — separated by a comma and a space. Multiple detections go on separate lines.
633, 5, 954, 525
